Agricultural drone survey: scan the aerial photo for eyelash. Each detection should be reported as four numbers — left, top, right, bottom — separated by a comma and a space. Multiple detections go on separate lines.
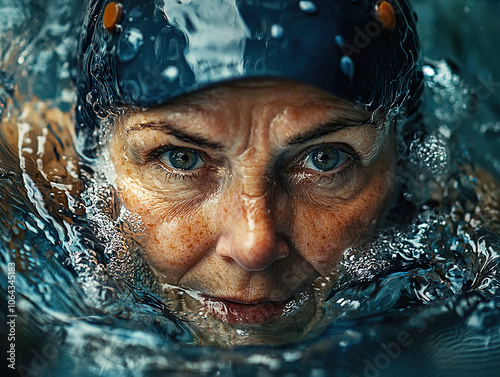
292, 144, 360, 178
316, 161, 355, 184
147, 145, 205, 182
150, 162, 201, 182
146, 144, 360, 183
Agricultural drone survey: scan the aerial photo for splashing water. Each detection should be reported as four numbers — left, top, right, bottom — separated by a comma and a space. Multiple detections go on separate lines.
1, 1, 500, 377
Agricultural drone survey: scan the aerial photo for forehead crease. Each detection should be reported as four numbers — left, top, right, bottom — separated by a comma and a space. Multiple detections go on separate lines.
168, 86, 239, 110
269, 101, 373, 144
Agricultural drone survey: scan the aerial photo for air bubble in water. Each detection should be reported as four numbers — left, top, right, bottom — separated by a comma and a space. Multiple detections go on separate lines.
335, 35, 344, 47
271, 24, 284, 39
439, 125, 452, 138
409, 134, 448, 178
340, 56, 354, 80
423, 65, 436, 78
117, 28, 144, 62
478, 122, 500, 136
162, 66, 179, 82
299, 1, 318, 14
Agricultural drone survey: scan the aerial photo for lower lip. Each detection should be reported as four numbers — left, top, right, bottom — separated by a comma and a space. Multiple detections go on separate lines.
201, 296, 289, 324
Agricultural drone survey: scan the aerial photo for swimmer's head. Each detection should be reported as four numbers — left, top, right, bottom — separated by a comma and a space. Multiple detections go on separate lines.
74, 0, 422, 343
75, 0, 422, 157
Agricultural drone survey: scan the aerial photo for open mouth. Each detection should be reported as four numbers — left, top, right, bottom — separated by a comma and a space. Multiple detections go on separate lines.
200, 296, 293, 324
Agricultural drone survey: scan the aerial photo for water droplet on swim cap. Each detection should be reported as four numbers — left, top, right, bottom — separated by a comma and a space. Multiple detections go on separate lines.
340, 56, 354, 80
162, 66, 179, 82
376, 1, 396, 31
299, 1, 318, 15
117, 28, 144, 63
103, 2, 123, 33
271, 24, 284, 39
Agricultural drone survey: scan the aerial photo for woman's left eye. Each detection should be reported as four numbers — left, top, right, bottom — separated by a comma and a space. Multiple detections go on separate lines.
158, 147, 205, 171
303, 146, 351, 172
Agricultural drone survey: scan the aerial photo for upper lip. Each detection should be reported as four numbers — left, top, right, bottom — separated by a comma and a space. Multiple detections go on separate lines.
201, 295, 287, 305
198, 283, 310, 305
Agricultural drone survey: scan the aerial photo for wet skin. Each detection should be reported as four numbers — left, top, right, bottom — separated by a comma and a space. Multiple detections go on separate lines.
110, 80, 397, 332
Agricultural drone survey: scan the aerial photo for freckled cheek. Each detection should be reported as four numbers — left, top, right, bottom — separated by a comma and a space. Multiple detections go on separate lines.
294, 177, 393, 274
142, 223, 209, 280
126, 198, 216, 282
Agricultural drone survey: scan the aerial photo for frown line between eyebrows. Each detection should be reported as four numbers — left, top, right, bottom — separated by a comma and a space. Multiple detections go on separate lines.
287, 117, 379, 146
127, 122, 226, 151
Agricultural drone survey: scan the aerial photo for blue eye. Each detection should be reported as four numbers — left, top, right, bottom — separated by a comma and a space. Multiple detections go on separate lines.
159, 148, 205, 170
304, 146, 350, 172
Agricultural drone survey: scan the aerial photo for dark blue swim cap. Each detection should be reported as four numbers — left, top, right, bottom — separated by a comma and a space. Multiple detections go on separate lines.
75, 0, 422, 156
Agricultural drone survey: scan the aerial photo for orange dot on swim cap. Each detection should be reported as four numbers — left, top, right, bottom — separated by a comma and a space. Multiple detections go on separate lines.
103, 2, 123, 32
376, 1, 396, 31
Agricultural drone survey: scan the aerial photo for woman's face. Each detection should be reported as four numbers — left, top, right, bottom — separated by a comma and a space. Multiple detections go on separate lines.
110, 80, 397, 341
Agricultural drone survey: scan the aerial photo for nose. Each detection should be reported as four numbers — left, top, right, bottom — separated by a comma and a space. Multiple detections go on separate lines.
216, 193, 289, 271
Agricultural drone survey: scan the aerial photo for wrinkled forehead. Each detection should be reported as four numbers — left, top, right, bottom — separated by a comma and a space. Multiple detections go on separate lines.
117, 79, 390, 150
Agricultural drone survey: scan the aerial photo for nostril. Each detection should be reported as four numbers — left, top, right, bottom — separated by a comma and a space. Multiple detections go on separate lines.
276, 237, 290, 259
215, 235, 232, 259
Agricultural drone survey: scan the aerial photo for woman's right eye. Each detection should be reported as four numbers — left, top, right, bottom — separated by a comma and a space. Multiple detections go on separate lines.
303, 145, 351, 173
155, 147, 206, 171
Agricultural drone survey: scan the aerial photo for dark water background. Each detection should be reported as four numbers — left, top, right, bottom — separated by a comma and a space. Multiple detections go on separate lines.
415, 0, 500, 177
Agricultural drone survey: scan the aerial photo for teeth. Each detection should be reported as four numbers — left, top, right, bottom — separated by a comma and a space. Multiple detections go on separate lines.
203, 299, 229, 319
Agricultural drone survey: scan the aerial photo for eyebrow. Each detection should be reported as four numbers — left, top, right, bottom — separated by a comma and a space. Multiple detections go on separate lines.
287, 117, 378, 146
128, 122, 226, 151
127, 116, 378, 150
